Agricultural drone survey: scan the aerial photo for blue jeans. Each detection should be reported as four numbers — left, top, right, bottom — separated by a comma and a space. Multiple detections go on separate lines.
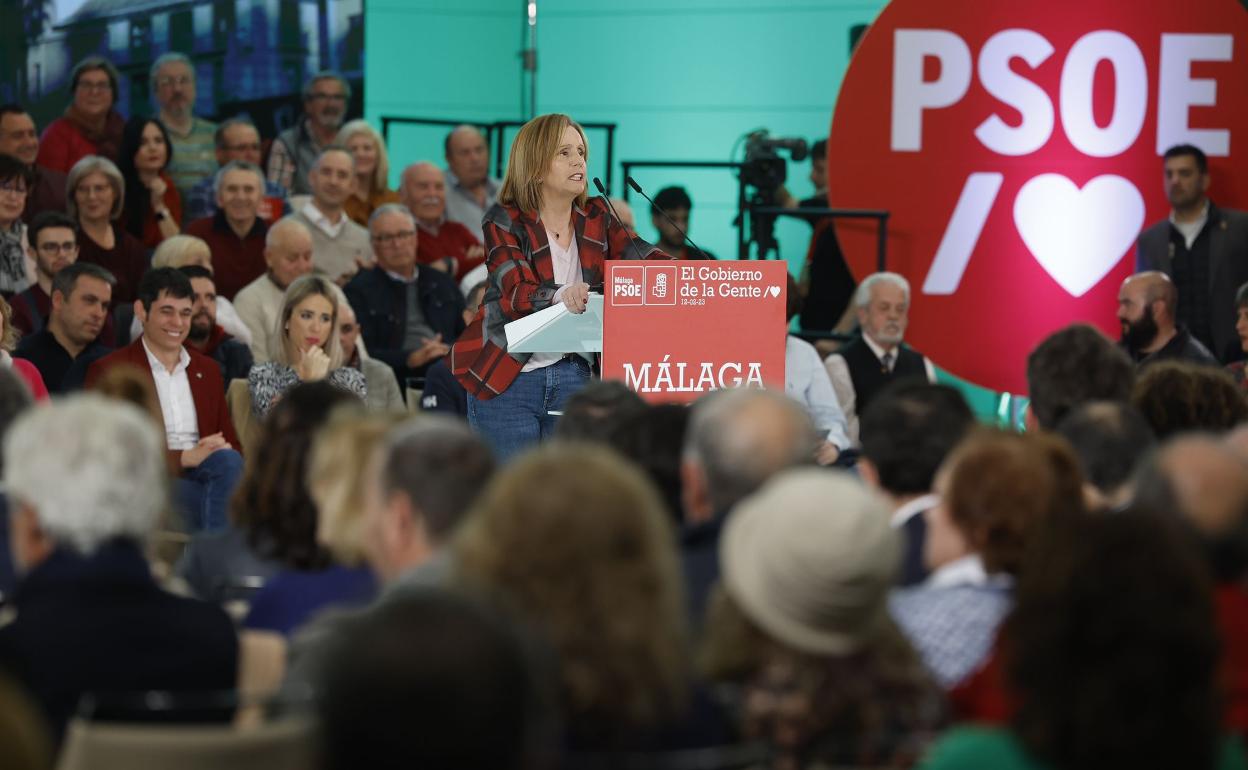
176, 447, 244, 532
468, 357, 592, 463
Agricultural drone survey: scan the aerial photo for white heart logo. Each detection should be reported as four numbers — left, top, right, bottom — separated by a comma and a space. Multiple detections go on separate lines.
1013, 174, 1144, 298
768, 285, 781, 298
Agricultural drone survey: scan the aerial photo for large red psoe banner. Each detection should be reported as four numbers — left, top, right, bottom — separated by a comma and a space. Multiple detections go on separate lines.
601, 261, 788, 404
829, 0, 1248, 394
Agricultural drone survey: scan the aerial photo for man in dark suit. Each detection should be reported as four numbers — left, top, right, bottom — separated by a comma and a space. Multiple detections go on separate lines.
857, 381, 975, 587
1136, 144, 1248, 362
346, 203, 465, 390
0, 394, 237, 743
86, 268, 242, 532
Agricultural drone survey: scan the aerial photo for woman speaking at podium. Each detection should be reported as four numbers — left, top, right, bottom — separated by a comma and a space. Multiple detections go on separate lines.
450, 113, 667, 461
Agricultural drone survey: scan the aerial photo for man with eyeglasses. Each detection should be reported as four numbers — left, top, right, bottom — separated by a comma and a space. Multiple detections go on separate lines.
151, 53, 217, 212
268, 72, 352, 196
184, 118, 289, 224
345, 203, 464, 389
14, 212, 89, 339
0, 104, 67, 225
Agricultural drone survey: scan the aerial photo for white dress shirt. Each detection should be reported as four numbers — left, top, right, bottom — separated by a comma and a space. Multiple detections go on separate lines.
302, 200, 345, 239
784, 335, 851, 450
142, 338, 200, 450
824, 334, 937, 445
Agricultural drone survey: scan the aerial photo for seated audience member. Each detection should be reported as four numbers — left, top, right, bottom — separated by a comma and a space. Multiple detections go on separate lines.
11, 212, 86, 339
443, 124, 500, 241
67, 155, 146, 304
0, 369, 35, 599
337, 301, 402, 412
236, 384, 376, 636
1133, 435, 1248, 735
337, 120, 400, 226
316, 590, 546, 770
248, 274, 366, 417
401, 161, 485, 281
346, 203, 464, 387
234, 216, 315, 361
14, 262, 113, 393
283, 415, 495, 689
267, 71, 350, 196
650, 185, 715, 260
919, 514, 1245, 770
1229, 281, 1248, 390
1118, 271, 1217, 367
702, 469, 946, 767
890, 430, 1085, 689
35, 57, 124, 174
1131, 360, 1248, 440
291, 146, 372, 283
0, 297, 47, 400
454, 444, 727, 753
554, 379, 649, 442
361, 416, 495, 591
784, 274, 850, 463
86, 268, 242, 532
858, 381, 975, 587
680, 388, 818, 626
418, 280, 485, 416
1054, 401, 1156, 510
609, 403, 692, 522
179, 265, 252, 387
0, 395, 237, 741
147, 233, 251, 345
149, 53, 216, 206
118, 116, 181, 249
177, 384, 357, 606
184, 160, 270, 300
184, 118, 288, 223
0, 104, 66, 224
824, 272, 936, 444
1025, 323, 1136, 430
0, 154, 34, 295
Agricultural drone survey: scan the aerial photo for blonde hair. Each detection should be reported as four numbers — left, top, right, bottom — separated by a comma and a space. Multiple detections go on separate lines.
309, 411, 407, 565
66, 155, 125, 221
336, 119, 390, 196
498, 113, 588, 214
0, 296, 20, 352
276, 274, 345, 369
151, 234, 212, 270
453, 443, 689, 741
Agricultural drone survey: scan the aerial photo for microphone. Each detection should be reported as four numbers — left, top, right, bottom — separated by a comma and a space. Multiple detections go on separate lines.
593, 177, 644, 260
626, 175, 710, 260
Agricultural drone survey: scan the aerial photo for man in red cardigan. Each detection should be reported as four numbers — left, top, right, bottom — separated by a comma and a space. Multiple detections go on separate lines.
86, 267, 243, 532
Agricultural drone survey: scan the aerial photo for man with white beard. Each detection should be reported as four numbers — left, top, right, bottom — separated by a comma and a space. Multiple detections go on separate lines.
823, 272, 936, 444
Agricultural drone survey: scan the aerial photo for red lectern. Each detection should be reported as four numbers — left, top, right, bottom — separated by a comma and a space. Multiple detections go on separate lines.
601, 261, 789, 404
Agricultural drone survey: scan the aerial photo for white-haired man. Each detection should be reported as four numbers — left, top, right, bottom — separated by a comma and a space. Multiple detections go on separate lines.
0, 395, 237, 740
824, 272, 936, 444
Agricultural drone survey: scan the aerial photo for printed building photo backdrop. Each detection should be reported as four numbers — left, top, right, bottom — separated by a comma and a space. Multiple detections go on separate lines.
0, 0, 363, 134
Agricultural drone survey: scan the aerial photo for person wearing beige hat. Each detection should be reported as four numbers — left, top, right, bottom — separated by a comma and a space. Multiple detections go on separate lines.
701, 468, 946, 768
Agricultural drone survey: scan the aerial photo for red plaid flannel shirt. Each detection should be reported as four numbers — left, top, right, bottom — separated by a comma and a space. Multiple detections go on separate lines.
450, 196, 669, 399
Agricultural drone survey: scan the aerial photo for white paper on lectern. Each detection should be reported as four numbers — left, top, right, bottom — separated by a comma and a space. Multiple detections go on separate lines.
505, 294, 604, 353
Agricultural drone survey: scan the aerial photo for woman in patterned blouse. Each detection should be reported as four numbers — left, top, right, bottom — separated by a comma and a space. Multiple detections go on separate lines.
248, 274, 366, 416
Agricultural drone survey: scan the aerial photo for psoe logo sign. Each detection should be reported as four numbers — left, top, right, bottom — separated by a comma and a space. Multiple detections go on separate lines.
611, 267, 644, 306
828, 0, 1247, 394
